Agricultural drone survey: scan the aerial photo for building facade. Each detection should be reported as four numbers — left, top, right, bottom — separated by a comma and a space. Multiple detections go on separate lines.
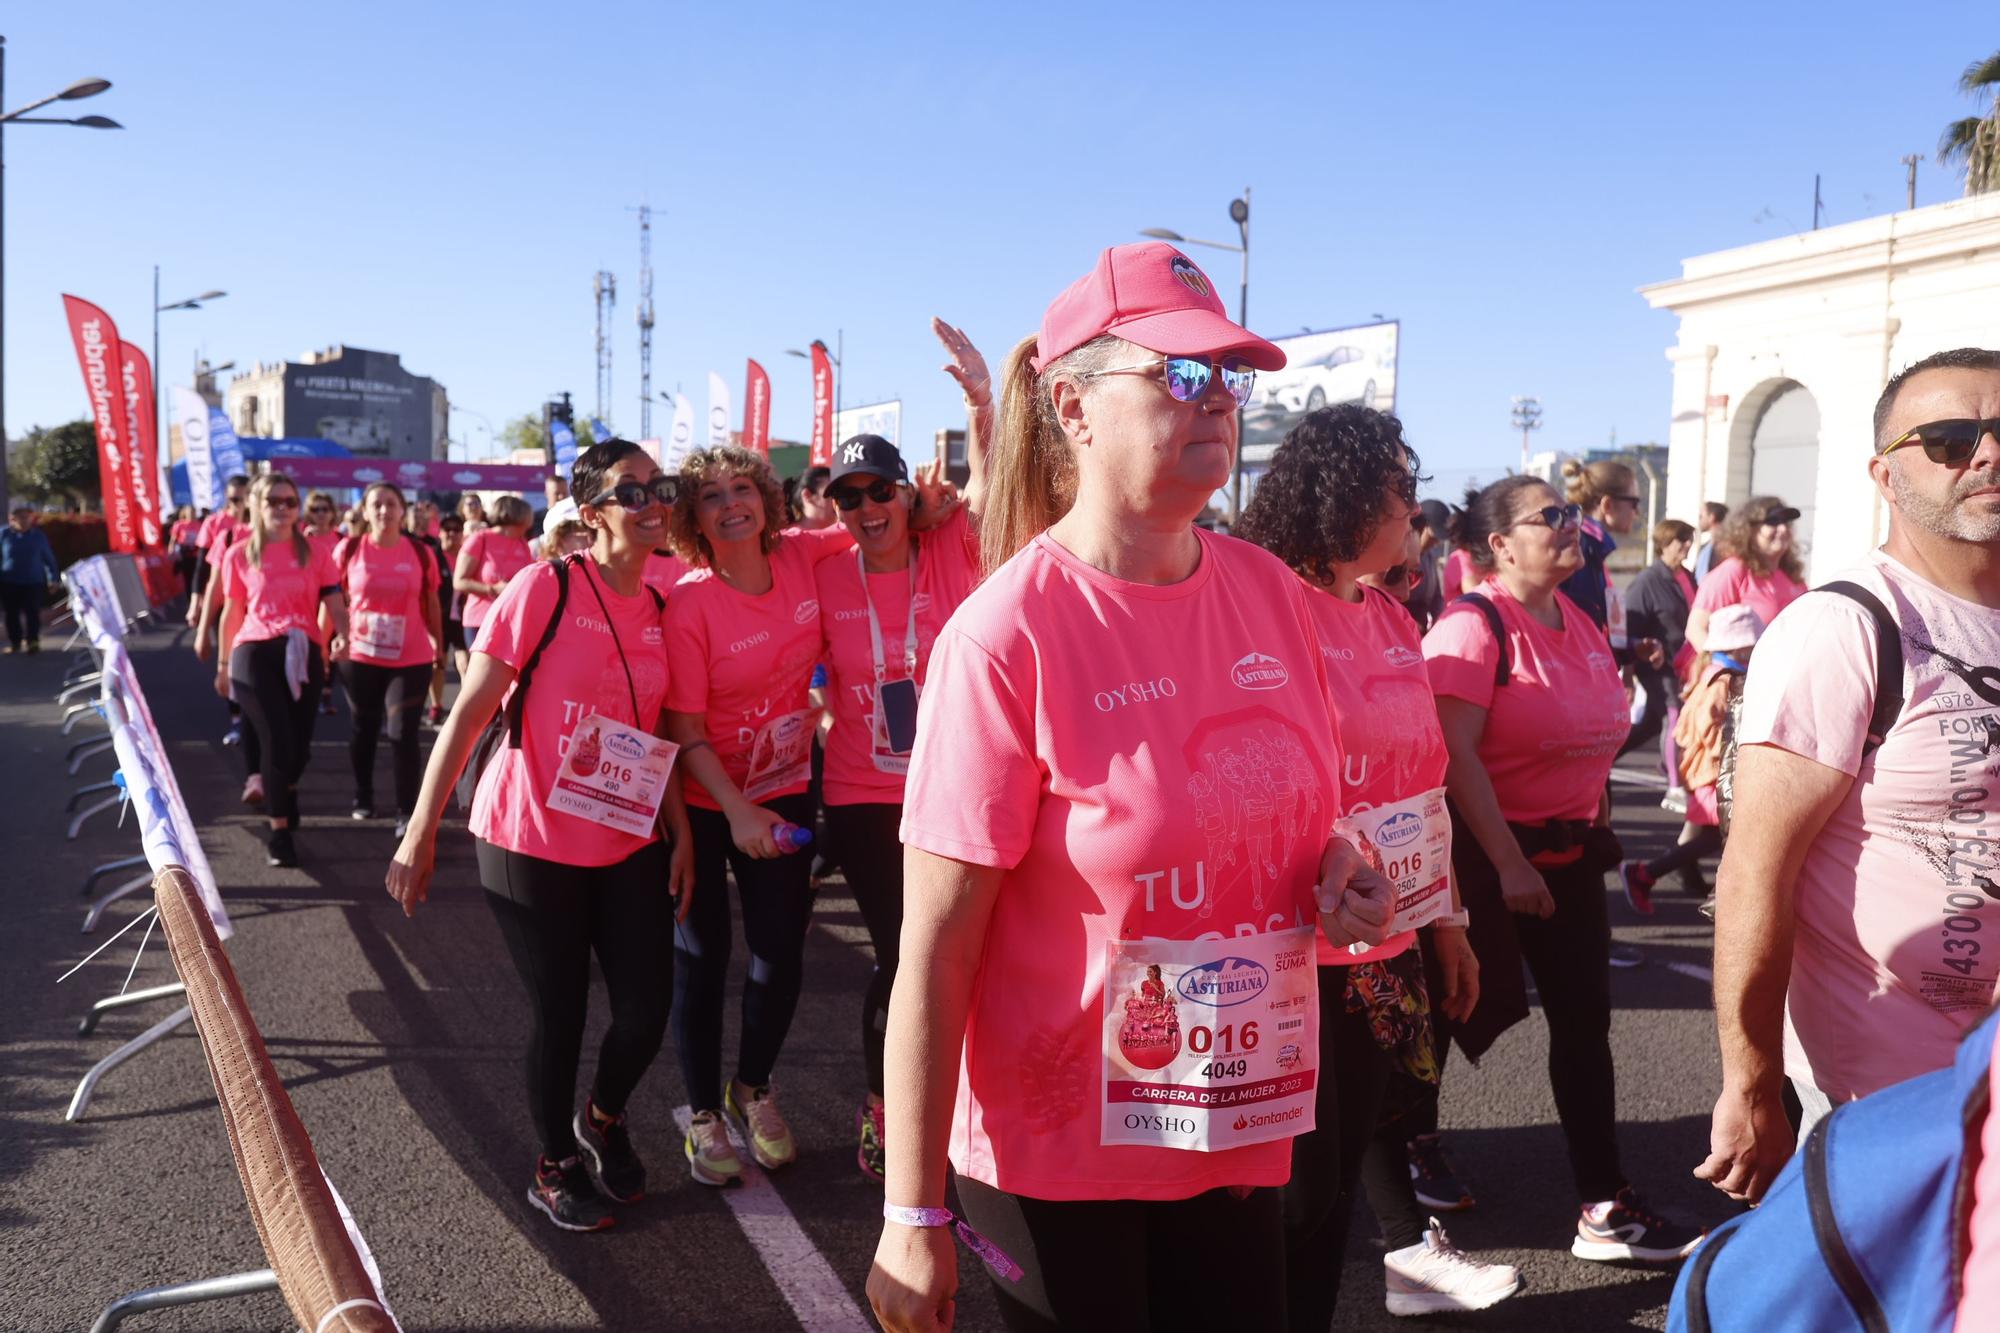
226, 345, 447, 460
1641, 192, 2000, 582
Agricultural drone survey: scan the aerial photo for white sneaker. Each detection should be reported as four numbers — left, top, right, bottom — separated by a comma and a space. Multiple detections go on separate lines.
1660, 787, 1689, 815
1384, 1218, 1522, 1316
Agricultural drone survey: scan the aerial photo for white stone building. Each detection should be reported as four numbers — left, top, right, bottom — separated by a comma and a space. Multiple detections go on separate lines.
1641, 192, 2000, 582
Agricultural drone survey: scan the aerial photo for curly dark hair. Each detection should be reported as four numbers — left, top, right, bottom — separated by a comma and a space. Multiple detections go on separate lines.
1236, 404, 1426, 582
669, 445, 789, 566
1715, 494, 1806, 582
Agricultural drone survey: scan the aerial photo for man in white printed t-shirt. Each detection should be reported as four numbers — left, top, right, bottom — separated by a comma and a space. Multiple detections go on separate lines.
1699, 347, 2000, 1206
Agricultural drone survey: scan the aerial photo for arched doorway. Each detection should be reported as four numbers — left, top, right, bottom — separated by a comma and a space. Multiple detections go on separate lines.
1741, 379, 1821, 564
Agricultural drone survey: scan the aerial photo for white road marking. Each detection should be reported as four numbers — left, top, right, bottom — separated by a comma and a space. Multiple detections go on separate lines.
816, 922, 876, 951
672, 1106, 873, 1332
1659, 959, 1714, 985
1609, 765, 1669, 790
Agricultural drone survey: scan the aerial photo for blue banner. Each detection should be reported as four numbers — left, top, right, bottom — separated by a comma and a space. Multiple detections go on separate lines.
208, 408, 247, 493
551, 418, 579, 476
589, 417, 614, 444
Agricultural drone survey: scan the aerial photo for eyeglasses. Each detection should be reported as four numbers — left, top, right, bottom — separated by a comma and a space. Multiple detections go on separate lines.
1880, 418, 2000, 466
586, 476, 680, 510
307, 504, 334, 514
1085, 354, 1257, 408
1510, 502, 1582, 531
829, 477, 899, 511
263, 495, 299, 511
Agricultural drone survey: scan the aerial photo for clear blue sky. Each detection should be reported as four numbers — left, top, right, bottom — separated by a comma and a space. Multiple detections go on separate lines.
6, 1, 1994, 501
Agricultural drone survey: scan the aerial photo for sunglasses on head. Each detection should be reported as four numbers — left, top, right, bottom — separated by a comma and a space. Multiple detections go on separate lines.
829, 477, 899, 511
1880, 418, 2000, 466
1511, 502, 1582, 531
587, 476, 680, 510
1086, 354, 1258, 408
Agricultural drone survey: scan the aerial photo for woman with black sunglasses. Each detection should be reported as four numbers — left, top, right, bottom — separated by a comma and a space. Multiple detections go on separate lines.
814, 319, 993, 1184
387, 439, 694, 1234
1422, 476, 1704, 1265
1687, 495, 1806, 652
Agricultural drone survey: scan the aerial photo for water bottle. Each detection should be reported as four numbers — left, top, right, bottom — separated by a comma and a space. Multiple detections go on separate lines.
773, 822, 814, 854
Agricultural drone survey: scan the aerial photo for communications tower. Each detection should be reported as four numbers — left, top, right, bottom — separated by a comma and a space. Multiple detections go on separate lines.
593, 270, 616, 427
631, 205, 656, 440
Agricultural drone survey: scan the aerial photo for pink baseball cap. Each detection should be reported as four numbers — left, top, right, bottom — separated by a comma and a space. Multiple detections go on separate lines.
1032, 242, 1287, 374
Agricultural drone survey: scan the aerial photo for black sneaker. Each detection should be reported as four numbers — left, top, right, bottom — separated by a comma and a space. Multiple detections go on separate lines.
266, 828, 298, 868
1572, 1187, 1705, 1262
573, 1101, 646, 1203
528, 1155, 615, 1232
1408, 1133, 1475, 1212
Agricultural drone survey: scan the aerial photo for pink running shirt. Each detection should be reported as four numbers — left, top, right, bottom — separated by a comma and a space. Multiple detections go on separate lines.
470, 558, 671, 866
219, 538, 339, 646
1441, 548, 1474, 601
815, 508, 982, 807
197, 510, 244, 553
666, 528, 855, 811
459, 530, 534, 629
1305, 583, 1448, 967
900, 529, 1344, 1202
335, 535, 439, 669
1739, 551, 2000, 1102
643, 550, 689, 600
1691, 556, 1805, 631
1422, 578, 1629, 823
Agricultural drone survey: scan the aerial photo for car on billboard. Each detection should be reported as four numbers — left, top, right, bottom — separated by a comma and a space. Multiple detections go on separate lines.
1264, 344, 1379, 413
1241, 322, 1400, 457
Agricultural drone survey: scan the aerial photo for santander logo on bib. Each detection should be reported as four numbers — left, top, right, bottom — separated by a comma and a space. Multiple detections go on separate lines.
1230, 652, 1289, 691
1382, 645, 1423, 669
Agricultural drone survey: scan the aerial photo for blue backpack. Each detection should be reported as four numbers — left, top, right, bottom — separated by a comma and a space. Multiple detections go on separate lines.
1669, 1010, 1997, 1332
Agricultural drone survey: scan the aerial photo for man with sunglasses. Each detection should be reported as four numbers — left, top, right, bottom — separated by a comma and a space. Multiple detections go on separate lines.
1701, 347, 2000, 1207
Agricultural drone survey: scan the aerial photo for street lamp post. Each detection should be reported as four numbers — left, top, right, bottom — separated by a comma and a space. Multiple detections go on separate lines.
1511, 396, 1544, 475
0, 39, 120, 515
153, 270, 225, 503
1142, 187, 1251, 515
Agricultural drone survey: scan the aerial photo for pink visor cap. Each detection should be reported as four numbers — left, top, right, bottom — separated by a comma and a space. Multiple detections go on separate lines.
1031, 242, 1287, 374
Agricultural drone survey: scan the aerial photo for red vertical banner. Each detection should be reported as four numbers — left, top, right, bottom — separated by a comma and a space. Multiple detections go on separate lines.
119, 341, 163, 548
61, 295, 140, 552
743, 358, 771, 458
809, 342, 834, 468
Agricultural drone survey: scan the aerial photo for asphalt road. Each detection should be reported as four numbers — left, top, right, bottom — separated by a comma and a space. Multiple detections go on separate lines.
0, 624, 1734, 1332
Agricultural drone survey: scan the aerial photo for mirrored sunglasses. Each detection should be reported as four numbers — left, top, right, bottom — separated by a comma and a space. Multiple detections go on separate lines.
587, 476, 680, 510
1089, 354, 1258, 408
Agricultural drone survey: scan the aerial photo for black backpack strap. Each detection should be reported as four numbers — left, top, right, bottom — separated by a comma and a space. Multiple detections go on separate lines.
1454, 592, 1511, 688
505, 556, 570, 747
1819, 580, 1904, 756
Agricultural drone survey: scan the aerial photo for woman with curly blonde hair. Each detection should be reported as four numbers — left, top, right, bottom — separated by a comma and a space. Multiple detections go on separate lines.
1687, 495, 1806, 651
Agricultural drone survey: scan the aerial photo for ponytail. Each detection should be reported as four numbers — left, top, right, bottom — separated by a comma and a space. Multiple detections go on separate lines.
1450, 475, 1547, 571
979, 332, 1124, 575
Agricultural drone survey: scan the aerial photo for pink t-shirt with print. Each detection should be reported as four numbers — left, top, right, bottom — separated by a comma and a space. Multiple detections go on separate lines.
459, 529, 535, 629
1739, 550, 2000, 1102
643, 551, 689, 600
219, 539, 338, 646
335, 535, 438, 669
1422, 578, 1629, 823
665, 526, 855, 811
1692, 555, 1806, 630
469, 558, 671, 866
815, 507, 982, 807
1306, 583, 1448, 967
900, 529, 1343, 1203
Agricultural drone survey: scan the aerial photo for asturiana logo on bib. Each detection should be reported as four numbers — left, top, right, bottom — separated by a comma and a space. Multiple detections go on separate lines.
1373, 809, 1424, 848
1230, 652, 1289, 691
1382, 645, 1423, 669
794, 599, 819, 625
1176, 956, 1270, 1007
604, 732, 647, 762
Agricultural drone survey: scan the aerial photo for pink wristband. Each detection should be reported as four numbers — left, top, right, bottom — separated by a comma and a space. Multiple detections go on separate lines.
881, 1202, 1023, 1283
883, 1203, 952, 1228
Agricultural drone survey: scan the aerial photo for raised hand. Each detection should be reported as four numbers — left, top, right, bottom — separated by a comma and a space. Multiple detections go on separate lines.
931, 318, 991, 408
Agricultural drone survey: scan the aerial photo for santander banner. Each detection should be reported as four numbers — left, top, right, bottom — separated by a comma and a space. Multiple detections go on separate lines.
119, 341, 164, 548
62, 295, 140, 552
809, 342, 834, 468
743, 359, 771, 457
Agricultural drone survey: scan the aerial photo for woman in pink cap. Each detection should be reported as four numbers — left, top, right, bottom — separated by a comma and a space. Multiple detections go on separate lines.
866, 243, 1393, 1333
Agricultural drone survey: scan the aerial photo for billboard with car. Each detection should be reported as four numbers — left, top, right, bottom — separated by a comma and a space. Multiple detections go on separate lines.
1240, 320, 1400, 466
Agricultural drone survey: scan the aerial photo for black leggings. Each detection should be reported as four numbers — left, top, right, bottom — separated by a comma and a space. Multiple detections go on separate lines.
342, 661, 432, 814
1646, 825, 1722, 881
476, 837, 676, 1160
825, 802, 903, 1096
954, 1176, 1286, 1331
228, 638, 324, 825
1283, 963, 1429, 1330
674, 792, 816, 1111
1, 582, 44, 648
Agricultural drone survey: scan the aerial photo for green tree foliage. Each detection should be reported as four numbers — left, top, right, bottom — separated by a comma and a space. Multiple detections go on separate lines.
8, 420, 101, 509
497, 412, 546, 457
1940, 51, 2000, 196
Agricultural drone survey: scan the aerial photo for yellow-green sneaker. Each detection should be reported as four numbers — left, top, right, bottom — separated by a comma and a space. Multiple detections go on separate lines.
684, 1109, 743, 1187
726, 1080, 797, 1170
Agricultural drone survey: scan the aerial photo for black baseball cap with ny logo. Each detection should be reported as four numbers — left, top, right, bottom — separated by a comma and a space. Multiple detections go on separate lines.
829, 434, 908, 487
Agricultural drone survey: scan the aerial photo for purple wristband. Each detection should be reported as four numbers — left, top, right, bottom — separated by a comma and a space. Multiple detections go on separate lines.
881, 1202, 1023, 1283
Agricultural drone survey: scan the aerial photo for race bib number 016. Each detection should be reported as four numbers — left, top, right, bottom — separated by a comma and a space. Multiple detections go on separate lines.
1334, 784, 1453, 938
1100, 927, 1318, 1152
548, 713, 679, 837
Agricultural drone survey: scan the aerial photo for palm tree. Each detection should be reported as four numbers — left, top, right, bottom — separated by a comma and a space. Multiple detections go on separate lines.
1939, 51, 2000, 196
